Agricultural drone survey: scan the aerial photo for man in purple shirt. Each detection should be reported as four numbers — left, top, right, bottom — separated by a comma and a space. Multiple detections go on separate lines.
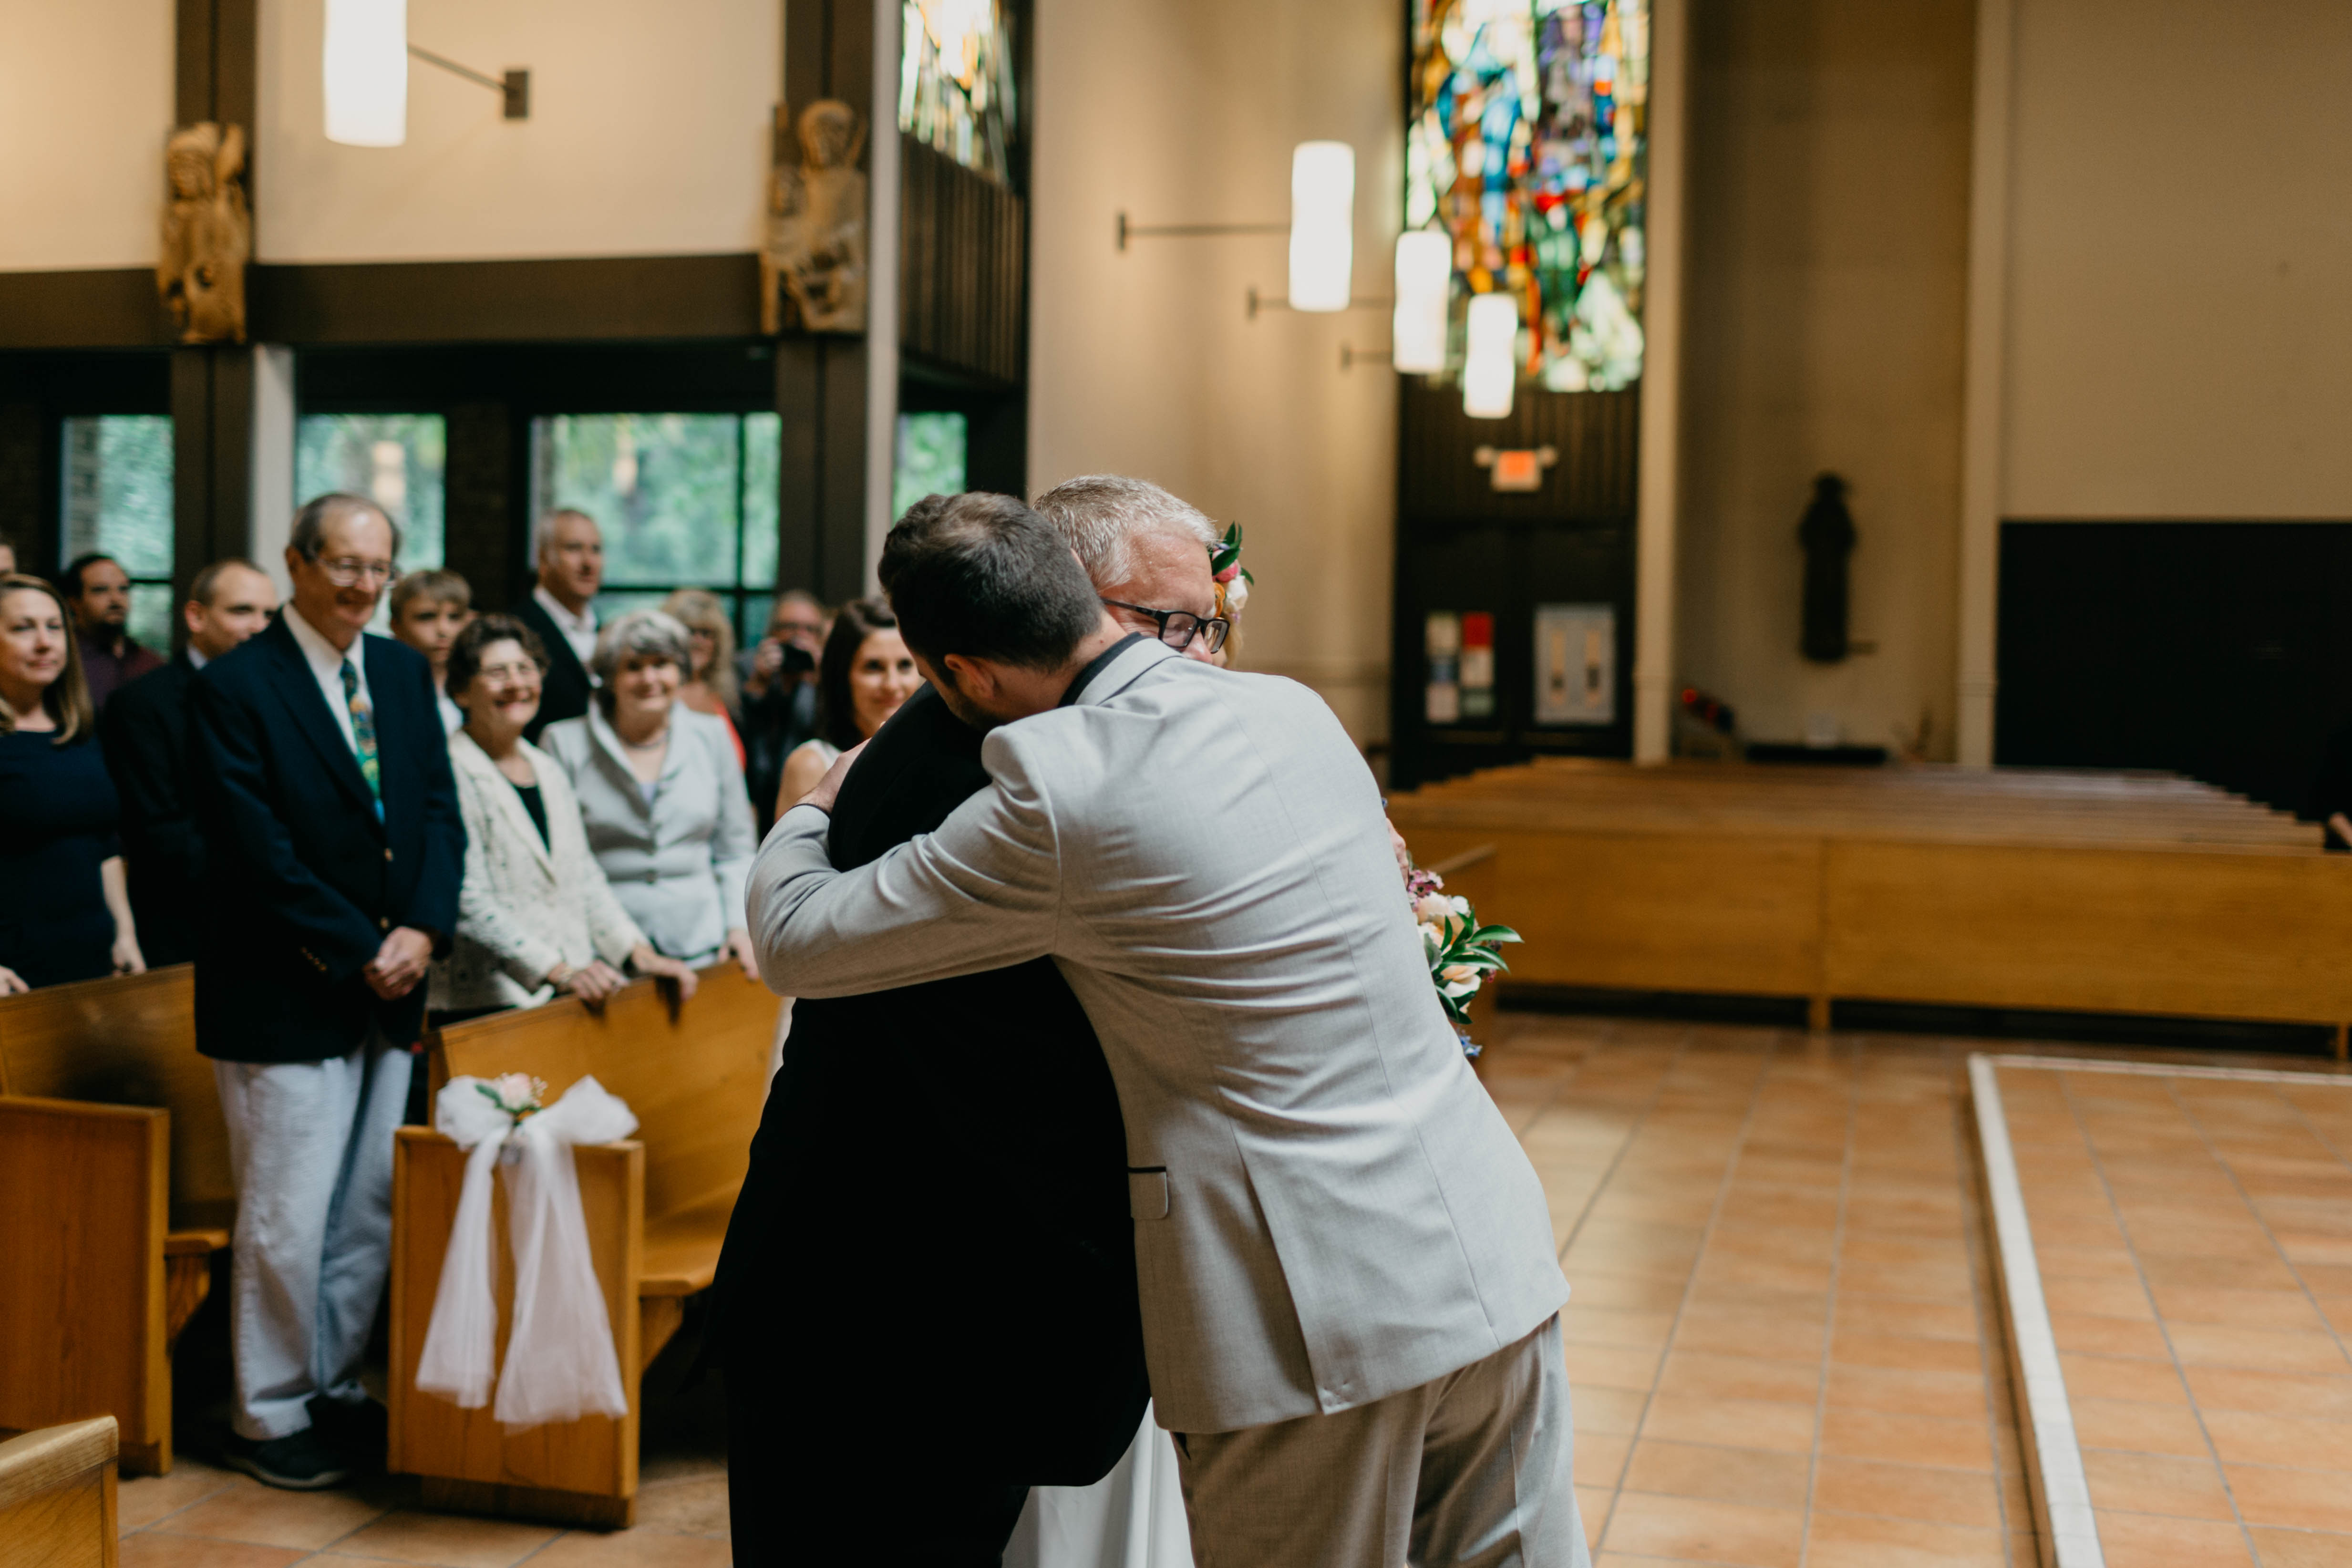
62, 553, 164, 711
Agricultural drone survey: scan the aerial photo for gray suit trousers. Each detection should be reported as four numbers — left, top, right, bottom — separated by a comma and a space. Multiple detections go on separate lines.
1172, 1315, 1588, 1568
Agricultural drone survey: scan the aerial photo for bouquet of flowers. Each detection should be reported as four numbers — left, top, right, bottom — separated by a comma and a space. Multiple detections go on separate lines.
1210, 523, 1253, 619
1408, 865, 1521, 1059
475, 1073, 547, 1124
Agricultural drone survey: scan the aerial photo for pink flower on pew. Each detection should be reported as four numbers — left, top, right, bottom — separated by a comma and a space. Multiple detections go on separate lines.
476, 1073, 547, 1122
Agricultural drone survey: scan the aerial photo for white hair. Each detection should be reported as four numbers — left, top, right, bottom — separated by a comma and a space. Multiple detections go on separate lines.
532, 507, 600, 561
1030, 475, 1218, 588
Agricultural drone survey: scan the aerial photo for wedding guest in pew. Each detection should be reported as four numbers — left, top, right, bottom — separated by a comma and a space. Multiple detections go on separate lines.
61, 553, 164, 712
430, 613, 697, 1027
188, 493, 464, 1490
514, 508, 603, 743
100, 559, 279, 969
660, 587, 747, 768
773, 595, 923, 815
388, 568, 473, 735
0, 573, 145, 994
738, 590, 827, 833
540, 609, 761, 980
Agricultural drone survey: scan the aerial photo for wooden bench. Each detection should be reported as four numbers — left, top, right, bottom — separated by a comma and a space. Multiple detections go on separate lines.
0, 1416, 120, 1568
0, 966, 231, 1475
387, 963, 779, 1528
1390, 760, 2352, 1051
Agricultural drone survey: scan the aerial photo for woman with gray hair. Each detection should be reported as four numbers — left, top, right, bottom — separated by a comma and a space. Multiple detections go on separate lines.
538, 609, 761, 980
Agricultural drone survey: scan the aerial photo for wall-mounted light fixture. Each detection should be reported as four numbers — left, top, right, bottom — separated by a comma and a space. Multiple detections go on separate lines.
1288, 142, 1354, 312
1391, 230, 1451, 373
324, 0, 529, 149
1462, 292, 1518, 419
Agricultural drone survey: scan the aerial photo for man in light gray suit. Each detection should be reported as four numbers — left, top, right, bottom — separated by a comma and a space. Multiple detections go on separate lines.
749, 493, 1585, 1567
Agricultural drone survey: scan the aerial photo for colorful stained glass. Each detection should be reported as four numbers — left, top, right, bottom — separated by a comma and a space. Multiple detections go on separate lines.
1406, 0, 1649, 392
899, 0, 1018, 185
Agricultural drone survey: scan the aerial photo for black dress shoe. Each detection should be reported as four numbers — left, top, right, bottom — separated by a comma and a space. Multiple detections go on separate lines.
309, 1395, 388, 1462
219, 1428, 351, 1490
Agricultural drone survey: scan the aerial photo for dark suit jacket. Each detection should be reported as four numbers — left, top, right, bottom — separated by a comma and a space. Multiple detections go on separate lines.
187, 617, 465, 1063
714, 683, 1149, 1485
99, 654, 204, 967
513, 594, 593, 743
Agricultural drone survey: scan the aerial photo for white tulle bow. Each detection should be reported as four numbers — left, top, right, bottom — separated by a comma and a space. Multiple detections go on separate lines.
414, 1074, 639, 1429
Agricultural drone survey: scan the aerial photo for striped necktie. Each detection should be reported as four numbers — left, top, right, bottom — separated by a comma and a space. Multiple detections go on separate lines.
340, 660, 383, 820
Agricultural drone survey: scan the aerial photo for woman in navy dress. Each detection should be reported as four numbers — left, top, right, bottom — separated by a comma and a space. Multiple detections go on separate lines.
0, 573, 144, 993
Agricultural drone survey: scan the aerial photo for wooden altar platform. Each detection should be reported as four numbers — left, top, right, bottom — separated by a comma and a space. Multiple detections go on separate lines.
1387, 761, 2352, 1052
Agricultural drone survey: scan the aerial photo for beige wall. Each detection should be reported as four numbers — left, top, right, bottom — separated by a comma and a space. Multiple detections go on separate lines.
255, 0, 780, 263
0, 0, 175, 271
1025, 0, 1401, 745
1676, 0, 1975, 757
2001, 0, 2352, 519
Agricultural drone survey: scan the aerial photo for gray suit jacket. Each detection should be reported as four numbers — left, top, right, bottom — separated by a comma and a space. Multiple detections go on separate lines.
541, 704, 757, 967
748, 639, 1567, 1433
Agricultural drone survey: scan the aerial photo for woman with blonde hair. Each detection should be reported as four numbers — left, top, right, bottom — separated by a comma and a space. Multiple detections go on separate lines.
660, 588, 745, 769
0, 573, 144, 993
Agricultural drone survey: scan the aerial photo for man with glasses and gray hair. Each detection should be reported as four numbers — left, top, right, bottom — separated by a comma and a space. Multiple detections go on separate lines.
1032, 473, 1232, 663
188, 492, 464, 1490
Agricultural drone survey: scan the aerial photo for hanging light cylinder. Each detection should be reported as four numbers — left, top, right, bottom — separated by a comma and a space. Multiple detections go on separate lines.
324, 0, 409, 147
1462, 291, 1518, 419
1391, 230, 1452, 373
1288, 141, 1355, 312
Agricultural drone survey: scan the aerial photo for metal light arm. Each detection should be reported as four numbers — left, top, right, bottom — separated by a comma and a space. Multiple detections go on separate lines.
408, 44, 529, 119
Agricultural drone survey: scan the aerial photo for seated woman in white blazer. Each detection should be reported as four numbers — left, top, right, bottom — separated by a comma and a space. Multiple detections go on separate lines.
539, 609, 763, 980
430, 615, 700, 1021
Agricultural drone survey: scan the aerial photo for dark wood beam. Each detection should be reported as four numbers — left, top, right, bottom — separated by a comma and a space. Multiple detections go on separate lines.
250, 254, 765, 345
0, 272, 171, 351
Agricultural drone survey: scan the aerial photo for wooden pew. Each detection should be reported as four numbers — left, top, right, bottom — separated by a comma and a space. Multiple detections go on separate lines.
1390, 760, 2352, 1049
0, 966, 230, 1475
387, 963, 779, 1528
0, 1416, 120, 1568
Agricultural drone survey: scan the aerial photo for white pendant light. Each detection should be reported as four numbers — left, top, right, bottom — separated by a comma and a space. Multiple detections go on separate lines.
1392, 230, 1452, 373
1462, 291, 1518, 419
324, 0, 409, 148
1288, 141, 1355, 313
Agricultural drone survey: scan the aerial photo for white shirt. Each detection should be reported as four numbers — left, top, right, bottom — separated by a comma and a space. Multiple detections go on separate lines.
284, 602, 375, 760
534, 583, 598, 669
187, 647, 210, 671
436, 689, 464, 736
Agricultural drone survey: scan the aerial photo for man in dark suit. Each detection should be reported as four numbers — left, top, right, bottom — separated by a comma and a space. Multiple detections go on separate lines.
189, 494, 464, 1491
512, 507, 603, 742
713, 512, 1150, 1565
101, 558, 279, 968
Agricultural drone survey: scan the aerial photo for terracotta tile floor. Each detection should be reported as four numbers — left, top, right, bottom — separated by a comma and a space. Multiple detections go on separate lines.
1992, 1058, 2352, 1567
1481, 1013, 2038, 1568
109, 1016, 2349, 1567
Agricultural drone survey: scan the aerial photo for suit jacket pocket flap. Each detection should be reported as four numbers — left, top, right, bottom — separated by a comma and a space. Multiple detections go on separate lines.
1128, 1168, 1170, 1220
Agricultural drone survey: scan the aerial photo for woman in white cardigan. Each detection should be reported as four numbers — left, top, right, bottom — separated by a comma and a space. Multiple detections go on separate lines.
539, 609, 763, 980
430, 615, 700, 1020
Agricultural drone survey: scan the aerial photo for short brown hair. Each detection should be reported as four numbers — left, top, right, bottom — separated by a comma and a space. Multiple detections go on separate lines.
444, 612, 548, 712
876, 492, 1100, 671
390, 567, 472, 620
189, 557, 267, 609
0, 574, 95, 743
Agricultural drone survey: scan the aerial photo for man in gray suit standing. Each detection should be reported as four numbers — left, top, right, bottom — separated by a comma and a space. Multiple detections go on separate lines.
749, 493, 1585, 1567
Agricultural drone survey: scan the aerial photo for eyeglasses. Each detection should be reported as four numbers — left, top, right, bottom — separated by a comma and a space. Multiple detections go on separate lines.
315, 557, 396, 587
1101, 598, 1231, 655
475, 662, 542, 684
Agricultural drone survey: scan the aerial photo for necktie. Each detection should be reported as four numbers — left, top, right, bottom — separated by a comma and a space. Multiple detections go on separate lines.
340, 660, 383, 820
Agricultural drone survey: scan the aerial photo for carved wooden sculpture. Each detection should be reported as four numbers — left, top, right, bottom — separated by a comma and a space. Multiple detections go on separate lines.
157, 123, 249, 344
761, 101, 867, 334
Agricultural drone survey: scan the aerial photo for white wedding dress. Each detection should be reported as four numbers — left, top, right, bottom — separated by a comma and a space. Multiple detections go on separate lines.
1003, 1404, 1193, 1568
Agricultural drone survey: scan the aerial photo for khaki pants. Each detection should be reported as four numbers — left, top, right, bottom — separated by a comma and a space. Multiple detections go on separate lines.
1174, 1315, 1587, 1568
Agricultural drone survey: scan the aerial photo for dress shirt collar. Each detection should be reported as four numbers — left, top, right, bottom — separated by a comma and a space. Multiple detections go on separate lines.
285, 601, 362, 681
534, 583, 597, 640
186, 647, 209, 670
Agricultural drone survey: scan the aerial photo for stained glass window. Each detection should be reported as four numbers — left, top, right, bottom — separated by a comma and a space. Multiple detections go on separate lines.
899, 0, 1017, 184
1405, 0, 1650, 392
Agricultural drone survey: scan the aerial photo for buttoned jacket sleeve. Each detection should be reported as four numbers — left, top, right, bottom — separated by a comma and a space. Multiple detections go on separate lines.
746, 732, 1063, 998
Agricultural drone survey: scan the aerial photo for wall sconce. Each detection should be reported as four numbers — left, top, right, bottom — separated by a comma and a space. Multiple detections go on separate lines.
1391, 230, 1451, 373
324, 0, 529, 149
1289, 142, 1355, 313
1462, 292, 1518, 419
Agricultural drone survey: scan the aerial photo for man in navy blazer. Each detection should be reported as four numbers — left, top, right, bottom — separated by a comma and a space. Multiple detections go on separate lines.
189, 493, 464, 1490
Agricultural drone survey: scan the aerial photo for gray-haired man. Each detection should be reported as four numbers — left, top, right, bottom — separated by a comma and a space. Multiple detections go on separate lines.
513, 507, 603, 741
750, 493, 1583, 1568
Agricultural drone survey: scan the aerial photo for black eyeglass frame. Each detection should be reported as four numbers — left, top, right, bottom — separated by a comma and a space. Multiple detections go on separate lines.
1101, 597, 1231, 654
